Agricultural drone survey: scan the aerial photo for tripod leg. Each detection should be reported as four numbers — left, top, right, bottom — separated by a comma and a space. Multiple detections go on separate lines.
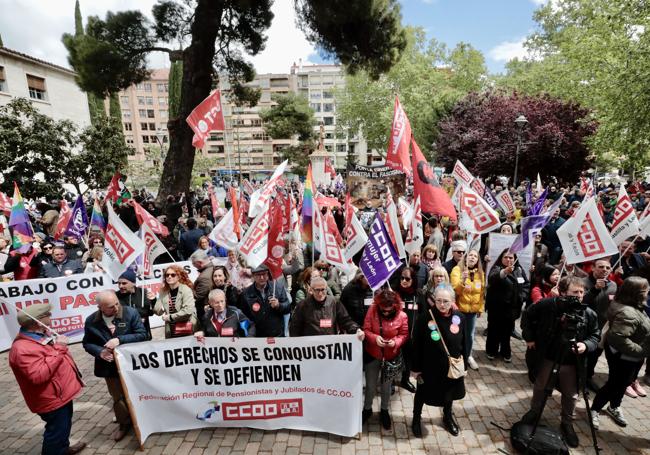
575, 344, 601, 454
525, 358, 563, 452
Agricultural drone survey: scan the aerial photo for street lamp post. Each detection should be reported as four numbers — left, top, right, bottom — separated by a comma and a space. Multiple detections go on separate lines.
513, 114, 528, 188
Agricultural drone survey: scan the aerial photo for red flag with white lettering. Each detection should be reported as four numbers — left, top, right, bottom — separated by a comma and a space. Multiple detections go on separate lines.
411, 138, 457, 220
324, 157, 336, 178
54, 200, 72, 240
105, 172, 122, 203
322, 209, 354, 275
186, 90, 225, 149
263, 198, 285, 280
386, 96, 412, 176
132, 200, 169, 237
141, 222, 166, 278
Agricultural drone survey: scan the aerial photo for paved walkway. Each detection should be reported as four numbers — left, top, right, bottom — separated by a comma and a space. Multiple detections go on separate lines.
2, 317, 650, 455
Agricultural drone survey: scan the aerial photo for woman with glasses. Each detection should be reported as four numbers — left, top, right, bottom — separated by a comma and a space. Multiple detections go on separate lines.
362, 289, 409, 430
411, 284, 466, 438
154, 265, 197, 338
396, 266, 419, 393
313, 260, 343, 299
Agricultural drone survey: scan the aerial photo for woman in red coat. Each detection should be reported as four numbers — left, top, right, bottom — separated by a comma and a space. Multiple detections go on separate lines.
362, 289, 409, 430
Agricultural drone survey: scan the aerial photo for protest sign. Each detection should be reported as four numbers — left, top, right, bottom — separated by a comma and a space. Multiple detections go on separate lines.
115, 335, 362, 443
346, 164, 406, 208
485, 233, 533, 279
0, 262, 198, 352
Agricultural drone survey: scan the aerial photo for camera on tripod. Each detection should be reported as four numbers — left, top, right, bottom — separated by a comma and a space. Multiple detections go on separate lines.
555, 296, 587, 342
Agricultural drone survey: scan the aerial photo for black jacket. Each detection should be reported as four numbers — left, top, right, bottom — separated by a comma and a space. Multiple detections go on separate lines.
240, 280, 290, 337
486, 264, 530, 321
340, 279, 372, 327
289, 295, 358, 337
201, 307, 255, 338
82, 305, 147, 377
117, 288, 155, 339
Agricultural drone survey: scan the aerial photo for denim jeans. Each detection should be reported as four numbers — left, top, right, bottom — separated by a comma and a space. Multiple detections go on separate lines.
462, 312, 477, 358
38, 401, 73, 455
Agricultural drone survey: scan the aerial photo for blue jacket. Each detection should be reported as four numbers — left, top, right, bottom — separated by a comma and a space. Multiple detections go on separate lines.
179, 228, 205, 259
40, 258, 83, 278
82, 305, 147, 378
240, 280, 291, 337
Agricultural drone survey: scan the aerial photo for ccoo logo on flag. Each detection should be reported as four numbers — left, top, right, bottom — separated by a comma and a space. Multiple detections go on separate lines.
106, 224, 135, 263
578, 213, 605, 257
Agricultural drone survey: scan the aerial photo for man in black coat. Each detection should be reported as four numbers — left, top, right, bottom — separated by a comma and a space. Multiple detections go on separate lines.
178, 218, 204, 259
82, 290, 147, 442
520, 276, 600, 448
40, 246, 83, 278
116, 269, 156, 340
340, 272, 373, 327
240, 265, 291, 337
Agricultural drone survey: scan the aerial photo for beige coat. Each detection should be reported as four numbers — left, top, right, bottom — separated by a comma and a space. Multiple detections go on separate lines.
154, 283, 198, 338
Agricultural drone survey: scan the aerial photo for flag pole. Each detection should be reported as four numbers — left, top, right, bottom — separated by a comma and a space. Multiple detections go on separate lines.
610, 234, 641, 271
4, 300, 60, 337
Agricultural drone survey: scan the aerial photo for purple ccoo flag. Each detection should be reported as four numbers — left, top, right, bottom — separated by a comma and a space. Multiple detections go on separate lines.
531, 188, 548, 215
483, 185, 500, 211
359, 213, 401, 291
64, 195, 89, 239
510, 194, 564, 254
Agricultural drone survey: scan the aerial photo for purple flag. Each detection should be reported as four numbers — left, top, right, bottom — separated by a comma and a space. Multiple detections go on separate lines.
64, 195, 89, 239
510, 195, 564, 254
483, 185, 500, 210
525, 182, 533, 213
531, 188, 548, 215
359, 214, 401, 291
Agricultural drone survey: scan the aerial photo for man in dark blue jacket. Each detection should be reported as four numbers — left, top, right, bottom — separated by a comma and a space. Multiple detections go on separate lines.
83, 290, 147, 442
178, 218, 205, 259
240, 265, 291, 337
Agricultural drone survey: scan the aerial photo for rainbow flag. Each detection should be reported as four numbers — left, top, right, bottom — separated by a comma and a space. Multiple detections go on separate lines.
8, 183, 34, 252
90, 197, 106, 233
301, 164, 313, 244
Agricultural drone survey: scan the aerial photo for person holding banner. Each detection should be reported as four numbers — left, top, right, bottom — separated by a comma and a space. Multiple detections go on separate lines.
450, 249, 485, 371
194, 289, 254, 339
410, 284, 466, 438
485, 248, 529, 362
9, 304, 86, 455
240, 264, 290, 338
82, 291, 147, 442
117, 269, 156, 340
153, 265, 198, 338
362, 289, 409, 430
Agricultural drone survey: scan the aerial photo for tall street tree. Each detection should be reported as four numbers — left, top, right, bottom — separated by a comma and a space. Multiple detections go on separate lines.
436, 92, 596, 184
62, 0, 407, 203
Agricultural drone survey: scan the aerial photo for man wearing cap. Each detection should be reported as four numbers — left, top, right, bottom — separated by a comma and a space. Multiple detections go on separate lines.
40, 246, 83, 278
241, 264, 291, 337
444, 240, 467, 276
116, 270, 156, 340
9, 304, 86, 455
83, 290, 147, 441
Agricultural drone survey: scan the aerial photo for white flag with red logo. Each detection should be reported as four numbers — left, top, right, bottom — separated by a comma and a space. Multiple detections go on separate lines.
557, 197, 617, 264
209, 208, 239, 250
238, 200, 270, 269
140, 222, 166, 278
398, 197, 413, 229
344, 211, 368, 261
313, 203, 325, 253
322, 209, 354, 275
610, 184, 640, 245
385, 189, 406, 259
385, 96, 412, 176
638, 201, 650, 237
0, 192, 11, 214
186, 90, 225, 149
405, 195, 423, 256
496, 190, 516, 214
470, 177, 486, 196
101, 203, 144, 280
248, 160, 288, 217
458, 187, 502, 234
54, 200, 72, 240
132, 200, 169, 237
452, 160, 474, 187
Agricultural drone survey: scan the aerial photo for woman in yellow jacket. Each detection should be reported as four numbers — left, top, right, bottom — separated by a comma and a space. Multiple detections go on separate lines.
450, 249, 485, 371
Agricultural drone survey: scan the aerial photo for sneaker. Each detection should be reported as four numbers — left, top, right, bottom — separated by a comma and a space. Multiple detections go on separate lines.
561, 422, 579, 448
467, 356, 479, 370
362, 408, 372, 423
380, 409, 392, 430
632, 379, 647, 397
504, 356, 512, 363
625, 385, 638, 398
605, 406, 628, 427
590, 410, 600, 430
486, 353, 496, 360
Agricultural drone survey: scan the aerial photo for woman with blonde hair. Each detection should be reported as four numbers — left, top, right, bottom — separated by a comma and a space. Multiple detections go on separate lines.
154, 264, 197, 338
83, 246, 104, 273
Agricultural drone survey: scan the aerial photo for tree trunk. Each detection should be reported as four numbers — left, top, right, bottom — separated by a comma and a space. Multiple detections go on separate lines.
156, 0, 224, 204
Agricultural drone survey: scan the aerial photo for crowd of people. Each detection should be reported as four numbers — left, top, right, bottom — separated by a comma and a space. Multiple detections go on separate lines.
6, 175, 650, 454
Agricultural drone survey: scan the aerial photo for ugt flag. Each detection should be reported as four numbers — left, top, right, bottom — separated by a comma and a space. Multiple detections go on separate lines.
186, 89, 226, 149
359, 214, 401, 291
64, 195, 89, 239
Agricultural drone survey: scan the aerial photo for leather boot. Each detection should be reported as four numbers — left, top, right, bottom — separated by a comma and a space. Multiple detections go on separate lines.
411, 414, 422, 438
442, 403, 459, 436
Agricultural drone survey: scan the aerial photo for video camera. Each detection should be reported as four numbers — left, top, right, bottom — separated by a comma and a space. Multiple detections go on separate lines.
555, 295, 588, 342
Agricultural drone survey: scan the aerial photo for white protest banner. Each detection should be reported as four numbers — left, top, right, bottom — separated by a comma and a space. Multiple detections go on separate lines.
115, 335, 362, 443
486, 233, 533, 279
0, 262, 197, 352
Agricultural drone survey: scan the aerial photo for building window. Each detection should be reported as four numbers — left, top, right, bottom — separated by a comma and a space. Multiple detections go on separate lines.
158, 97, 167, 106
159, 110, 168, 119
323, 117, 334, 126
310, 103, 321, 113
325, 145, 333, 152
26, 74, 47, 100
323, 91, 333, 99
120, 96, 129, 106
123, 110, 131, 119
337, 144, 346, 153
323, 103, 334, 112
157, 83, 168, 92
146, 96, 153, 105
147, 110, 155, 118
251, 119, 262, 127
310, 91, 322, 100
149, 122, 156, 131
138, 109, 147, 117
137, 96, 145, 105
140, 123, 148, 131
144, 83, 152, 92
124, 122, 132, 131
0, 66, 6, 92
208, 145, 224, 154
126, 137, 134, 145
150, 135, 159, 143
136, 83, 145, 90
159, 123, 168, 131
209, 133, 224, 141
142, 136, 150, 143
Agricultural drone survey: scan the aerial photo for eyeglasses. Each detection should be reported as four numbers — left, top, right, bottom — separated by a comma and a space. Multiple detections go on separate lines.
312, 288, 327, 293
165, 273, 177, 278
453, 250, 465, 254
434, 299, 453, 305
400, 276, 412, 282
43, 246, 53, 250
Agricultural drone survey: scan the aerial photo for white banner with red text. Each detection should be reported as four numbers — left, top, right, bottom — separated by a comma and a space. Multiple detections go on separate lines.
114, 335, 363, 443
0, 261, 199, 351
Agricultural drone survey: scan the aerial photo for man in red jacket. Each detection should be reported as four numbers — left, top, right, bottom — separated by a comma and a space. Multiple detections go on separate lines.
9, 303, 86, 455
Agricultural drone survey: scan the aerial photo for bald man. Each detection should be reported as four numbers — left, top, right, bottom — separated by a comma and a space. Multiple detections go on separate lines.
82, 290, 147, 441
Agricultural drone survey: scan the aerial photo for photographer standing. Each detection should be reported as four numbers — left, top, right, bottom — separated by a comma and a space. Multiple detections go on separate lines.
521, 276, 600, 448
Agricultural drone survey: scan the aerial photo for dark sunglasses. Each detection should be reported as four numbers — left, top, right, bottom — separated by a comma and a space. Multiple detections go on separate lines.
165, 273, 177, 278
43, 246, 53, 250
400, 276, 412, 281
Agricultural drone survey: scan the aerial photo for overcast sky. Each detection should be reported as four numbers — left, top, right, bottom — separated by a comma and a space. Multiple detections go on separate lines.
0, 0, 547, 74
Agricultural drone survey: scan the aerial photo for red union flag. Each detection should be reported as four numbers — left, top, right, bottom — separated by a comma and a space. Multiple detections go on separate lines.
186, 90, 225, 149
263, 198, 285, 280
610, 184, 640, 245
458, 187, 501, 234
385, 96, 412, 176
132, 200, 169, 237
557, 197, 617, 264
238, 201, 270, 268
54, 200, 72, 240
452, 160, 474, 187
101, 204, 144, 279
411, 139, 457, 220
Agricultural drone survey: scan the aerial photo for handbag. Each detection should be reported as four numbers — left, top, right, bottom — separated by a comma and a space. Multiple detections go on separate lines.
171, 320, 193, 337
428, 309, 466, 379
378, 311, 404, 383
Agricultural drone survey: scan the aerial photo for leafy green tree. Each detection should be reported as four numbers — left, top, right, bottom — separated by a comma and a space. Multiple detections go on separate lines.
496, 0, 650, 174
336, 27, 487, 160
62, 0, 406, 202
260, 93, 316, 176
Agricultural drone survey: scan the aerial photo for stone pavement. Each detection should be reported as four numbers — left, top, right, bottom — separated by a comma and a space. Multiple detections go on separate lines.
2, 317, 650, 455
